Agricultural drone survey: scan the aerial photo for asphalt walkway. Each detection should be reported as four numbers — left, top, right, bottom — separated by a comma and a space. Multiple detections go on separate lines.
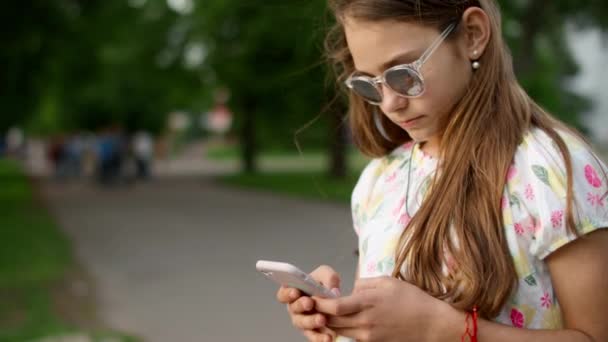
40, 177, 357, 342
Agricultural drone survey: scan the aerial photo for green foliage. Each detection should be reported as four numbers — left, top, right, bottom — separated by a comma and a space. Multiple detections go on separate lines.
1, 1, 607, 152
193, 0, 332, 150
498, 0, 606, 128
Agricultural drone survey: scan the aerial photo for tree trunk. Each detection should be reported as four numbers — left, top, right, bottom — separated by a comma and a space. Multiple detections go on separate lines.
241, 105, 257, 174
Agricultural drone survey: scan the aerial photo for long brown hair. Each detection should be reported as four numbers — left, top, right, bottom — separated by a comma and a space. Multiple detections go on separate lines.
325, 0, 598, 318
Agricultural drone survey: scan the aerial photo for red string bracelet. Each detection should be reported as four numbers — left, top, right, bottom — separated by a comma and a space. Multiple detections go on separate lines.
461, 305, 478, 342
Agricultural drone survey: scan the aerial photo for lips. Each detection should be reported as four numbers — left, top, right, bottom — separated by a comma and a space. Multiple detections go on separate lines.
398, 115, 424, 128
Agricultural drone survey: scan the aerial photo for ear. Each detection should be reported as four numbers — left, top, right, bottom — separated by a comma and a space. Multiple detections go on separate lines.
459, 7, 491, 61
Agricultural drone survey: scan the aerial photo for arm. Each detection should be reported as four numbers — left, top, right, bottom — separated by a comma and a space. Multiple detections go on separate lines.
437, 229, 608, 342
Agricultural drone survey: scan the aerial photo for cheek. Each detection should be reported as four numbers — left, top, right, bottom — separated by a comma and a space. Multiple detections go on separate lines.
422, 58, 471, 113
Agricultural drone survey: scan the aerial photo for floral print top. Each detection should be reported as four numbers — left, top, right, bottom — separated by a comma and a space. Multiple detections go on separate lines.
350, 127, 608, 329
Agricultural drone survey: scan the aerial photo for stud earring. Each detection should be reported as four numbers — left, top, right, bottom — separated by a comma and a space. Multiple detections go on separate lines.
472, 61, 481, 70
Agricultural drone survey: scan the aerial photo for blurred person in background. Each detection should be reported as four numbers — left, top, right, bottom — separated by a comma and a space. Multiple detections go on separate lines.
96, 127, 127, 185
132, 130, 154, 180
7, 126, 26, 159
65, 132, 86, 178
276, 1, 608, 341
47, 134, 67, 180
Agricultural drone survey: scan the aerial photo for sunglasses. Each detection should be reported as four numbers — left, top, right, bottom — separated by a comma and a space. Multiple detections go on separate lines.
344, 22, 457, 105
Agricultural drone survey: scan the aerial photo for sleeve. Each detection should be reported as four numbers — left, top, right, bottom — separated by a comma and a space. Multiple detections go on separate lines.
351, 158, 382, 237
518, 132, 608, 260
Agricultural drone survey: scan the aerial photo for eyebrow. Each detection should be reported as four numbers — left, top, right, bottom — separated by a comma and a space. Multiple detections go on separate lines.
356, 50, 422, 76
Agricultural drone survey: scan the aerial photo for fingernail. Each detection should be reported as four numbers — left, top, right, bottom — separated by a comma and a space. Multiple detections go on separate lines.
331, 288, 341, 297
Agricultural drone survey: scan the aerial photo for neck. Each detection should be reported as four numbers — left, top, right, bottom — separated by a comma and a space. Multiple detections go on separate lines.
419, 136, 440, 158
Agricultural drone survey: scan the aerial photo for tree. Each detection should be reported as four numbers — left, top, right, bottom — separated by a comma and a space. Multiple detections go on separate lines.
500, 0, 608, 128
192, 0, 331, 173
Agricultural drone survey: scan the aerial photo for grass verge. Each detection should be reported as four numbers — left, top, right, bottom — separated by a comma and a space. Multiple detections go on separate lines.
218, 171, 360, 204
0, 159, 136, 342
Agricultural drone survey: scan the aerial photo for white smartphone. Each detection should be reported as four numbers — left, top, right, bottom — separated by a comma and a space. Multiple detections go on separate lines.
256, 260, 337, 298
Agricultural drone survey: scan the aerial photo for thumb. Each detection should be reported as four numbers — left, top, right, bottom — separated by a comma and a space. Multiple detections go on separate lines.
310, 265, 341, 290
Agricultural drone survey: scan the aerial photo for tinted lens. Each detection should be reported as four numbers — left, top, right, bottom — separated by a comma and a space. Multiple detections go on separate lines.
349, 79, 382, 103
385, 68, 424, 97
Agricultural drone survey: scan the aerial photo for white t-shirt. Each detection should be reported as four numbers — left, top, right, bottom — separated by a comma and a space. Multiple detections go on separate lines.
350, 127, 608, 329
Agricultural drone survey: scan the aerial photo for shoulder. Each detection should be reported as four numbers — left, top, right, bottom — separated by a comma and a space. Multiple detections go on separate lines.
351, 142, 414, 205
510, 127, 606, 191
506, 126, 608, 259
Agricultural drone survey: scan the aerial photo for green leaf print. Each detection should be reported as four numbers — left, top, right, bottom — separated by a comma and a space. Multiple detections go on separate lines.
509, 194, 521, 209
419, 176, 432, 197
362, 237, 369, 255
532, 165, 551, 187
397, 158, 410, 170
524, 274, 537, 286
369, 203, 384, 221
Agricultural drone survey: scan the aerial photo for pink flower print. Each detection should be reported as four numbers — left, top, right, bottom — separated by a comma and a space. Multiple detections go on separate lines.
587, 192, 605, 207
541, 292, 551, 309
524, 215, 540, 234
385, 171, 397, 183
392, 198, 405, 217
507, 166, 517, 181
584, 164, 603, 188
501, 196, 508, 209
514, 222, 525, 236
550, 210, 564, 229
398, 212, 411, 226
510, 308, 525, 328
525, 184, 535, 200
366, 260, 377, 274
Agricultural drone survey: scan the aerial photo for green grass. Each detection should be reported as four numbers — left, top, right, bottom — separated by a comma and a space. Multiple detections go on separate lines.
0, 159, 73, 341
206, 144, 327, 161
218, 171, 360, 204
211, 144, 371, 203
0, 160, 136, 342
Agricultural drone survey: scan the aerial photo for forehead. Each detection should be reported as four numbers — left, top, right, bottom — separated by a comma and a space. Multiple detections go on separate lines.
344, 17, 439, 75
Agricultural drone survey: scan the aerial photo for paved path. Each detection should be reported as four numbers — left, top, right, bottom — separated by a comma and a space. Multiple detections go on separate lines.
40, 178, 357, 342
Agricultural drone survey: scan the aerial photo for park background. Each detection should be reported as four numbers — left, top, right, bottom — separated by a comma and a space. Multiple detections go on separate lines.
1, 0, 607, 341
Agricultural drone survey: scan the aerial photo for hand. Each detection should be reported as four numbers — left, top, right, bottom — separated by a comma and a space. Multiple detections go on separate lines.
276, 265, 342, 342
315, 276, 450, 342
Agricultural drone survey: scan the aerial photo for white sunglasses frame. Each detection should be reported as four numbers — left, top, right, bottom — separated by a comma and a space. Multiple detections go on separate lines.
344, 22, 457, 106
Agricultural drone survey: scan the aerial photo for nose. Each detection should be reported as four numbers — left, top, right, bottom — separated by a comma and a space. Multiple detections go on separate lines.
378, 84, 409, 114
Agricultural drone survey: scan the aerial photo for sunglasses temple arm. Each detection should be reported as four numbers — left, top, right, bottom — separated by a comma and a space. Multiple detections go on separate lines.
418, 23, 456, 66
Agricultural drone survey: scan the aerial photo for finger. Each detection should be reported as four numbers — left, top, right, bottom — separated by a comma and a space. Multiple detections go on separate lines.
303, 329, 332, 342
277, 286, 302, 304
310, 265, 341, 290
325, 312, 362, 329
332, 327, 366, 341
289, 296, 314, 314
292, 313, 327, 330
314, 295, 365, 316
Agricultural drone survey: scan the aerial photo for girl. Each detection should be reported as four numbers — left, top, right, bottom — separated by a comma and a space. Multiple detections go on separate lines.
277, 0, 608, 341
